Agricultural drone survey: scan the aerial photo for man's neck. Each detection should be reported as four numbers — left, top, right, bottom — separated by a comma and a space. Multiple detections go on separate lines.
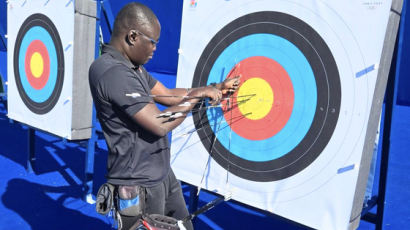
109, 39, 128, 60
109, 39, 140, 70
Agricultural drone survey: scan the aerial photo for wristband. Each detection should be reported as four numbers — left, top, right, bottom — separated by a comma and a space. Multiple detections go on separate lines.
210, 82, 217, 88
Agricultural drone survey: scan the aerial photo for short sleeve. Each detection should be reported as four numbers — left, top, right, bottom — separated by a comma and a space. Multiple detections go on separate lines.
140, 66, 158, 89
103, 66, 153, 118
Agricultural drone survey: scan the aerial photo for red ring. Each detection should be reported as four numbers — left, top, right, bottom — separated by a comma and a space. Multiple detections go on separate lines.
223, 56, 294, 140
24, 40, 50, 90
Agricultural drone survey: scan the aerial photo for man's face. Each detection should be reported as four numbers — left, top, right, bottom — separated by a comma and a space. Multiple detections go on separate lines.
129, 21, 161, 66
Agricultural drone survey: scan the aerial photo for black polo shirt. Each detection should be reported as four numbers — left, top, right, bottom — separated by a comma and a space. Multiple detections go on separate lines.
89, 44, 170, 187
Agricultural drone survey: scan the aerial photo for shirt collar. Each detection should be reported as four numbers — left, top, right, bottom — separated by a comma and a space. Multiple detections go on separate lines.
101, 44, 140, 70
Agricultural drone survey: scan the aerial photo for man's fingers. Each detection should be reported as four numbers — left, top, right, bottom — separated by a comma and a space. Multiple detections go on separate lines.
232, 75, 241, 86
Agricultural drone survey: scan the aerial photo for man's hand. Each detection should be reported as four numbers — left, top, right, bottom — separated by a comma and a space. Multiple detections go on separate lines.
190, 86, 222, 105
133, 86, 222, 137
221, 75, 241, 94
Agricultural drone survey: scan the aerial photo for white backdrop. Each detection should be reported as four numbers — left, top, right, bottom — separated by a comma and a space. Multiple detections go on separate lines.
171, 0, 392, 229
7, 0, 74, 139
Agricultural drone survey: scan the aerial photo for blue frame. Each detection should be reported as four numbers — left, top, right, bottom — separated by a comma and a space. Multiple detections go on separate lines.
83, 0, 113, 202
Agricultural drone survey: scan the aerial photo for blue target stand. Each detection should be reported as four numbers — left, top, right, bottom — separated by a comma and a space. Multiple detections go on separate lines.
0, 16, 7, 107
82, 0, 114, 203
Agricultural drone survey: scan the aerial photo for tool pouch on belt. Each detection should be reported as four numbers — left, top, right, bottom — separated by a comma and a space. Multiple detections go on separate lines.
96, 183, 116, 215
130, 214, 181, 230
116, 185, 145, 217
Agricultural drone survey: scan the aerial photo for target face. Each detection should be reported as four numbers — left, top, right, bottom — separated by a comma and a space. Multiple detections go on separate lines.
173, 1, 392, 229
13, 13, 64, 114
192, 11, 341, 181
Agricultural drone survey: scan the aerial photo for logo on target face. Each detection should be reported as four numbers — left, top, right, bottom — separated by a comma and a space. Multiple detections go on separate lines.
192, 11, 341, 182
13, 13, 64, 115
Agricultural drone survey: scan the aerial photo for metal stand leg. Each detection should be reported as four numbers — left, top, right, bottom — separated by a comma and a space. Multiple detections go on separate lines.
188, 185, 199, 224
82, 0, 103, 204
83, 107, 97, 204
27, 128, 36, 173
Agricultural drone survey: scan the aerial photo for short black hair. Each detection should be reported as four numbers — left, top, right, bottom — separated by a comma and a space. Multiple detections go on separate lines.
112, 2, 158, 38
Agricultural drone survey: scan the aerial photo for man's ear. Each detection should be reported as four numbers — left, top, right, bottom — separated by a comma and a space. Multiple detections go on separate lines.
127, 30, 138, 45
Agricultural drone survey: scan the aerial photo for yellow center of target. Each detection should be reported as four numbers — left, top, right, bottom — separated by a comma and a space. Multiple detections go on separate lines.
237, 77, 274, 120
30, 52, 44, 78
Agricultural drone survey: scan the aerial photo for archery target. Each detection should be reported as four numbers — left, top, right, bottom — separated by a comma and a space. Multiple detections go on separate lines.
191, 11, 341, 182
7, 0, 95, 140
172, 0, 392, 229
13, 13, 64, 114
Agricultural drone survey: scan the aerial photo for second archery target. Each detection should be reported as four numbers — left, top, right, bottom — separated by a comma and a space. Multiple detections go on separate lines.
13, 13, 64, 115
172, 0, 393, 229
191, 11, 341, 182
7, 0, 96, 140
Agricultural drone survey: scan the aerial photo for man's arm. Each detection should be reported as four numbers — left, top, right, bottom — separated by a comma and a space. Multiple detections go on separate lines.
132, 86, 221, 137
150, 76, 241, 106
150, 81, 190, 106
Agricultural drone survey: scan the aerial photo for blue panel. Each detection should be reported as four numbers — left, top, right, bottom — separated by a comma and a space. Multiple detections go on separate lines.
100, 0, 114, 44
0, 0, 7, 51
397, 0, 410, 106
107, 0, 183, 74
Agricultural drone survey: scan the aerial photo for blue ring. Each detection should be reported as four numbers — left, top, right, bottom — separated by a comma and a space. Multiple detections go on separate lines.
206, 34, 317, 162
18, 26, 58, 103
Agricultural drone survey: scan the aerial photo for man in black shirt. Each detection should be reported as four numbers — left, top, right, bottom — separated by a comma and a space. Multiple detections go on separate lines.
89, 2, 239, 230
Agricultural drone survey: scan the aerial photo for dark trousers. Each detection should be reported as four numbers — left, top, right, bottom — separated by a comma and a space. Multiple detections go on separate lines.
120, 170, 193, 230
